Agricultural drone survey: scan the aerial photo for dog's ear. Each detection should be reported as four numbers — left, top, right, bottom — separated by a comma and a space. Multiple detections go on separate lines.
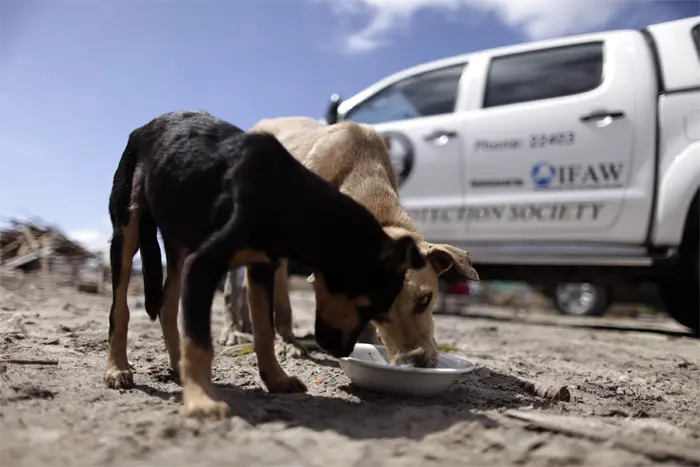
418, 242, 479, 281
382, 235, 425, 273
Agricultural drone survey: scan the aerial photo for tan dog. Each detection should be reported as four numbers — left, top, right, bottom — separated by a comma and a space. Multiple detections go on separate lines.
235, 117, 479, 367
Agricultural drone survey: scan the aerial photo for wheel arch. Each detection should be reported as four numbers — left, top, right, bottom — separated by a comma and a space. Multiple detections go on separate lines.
652, 141, 700, 246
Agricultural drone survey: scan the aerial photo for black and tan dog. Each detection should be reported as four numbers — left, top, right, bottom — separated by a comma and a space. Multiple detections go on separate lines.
105, 110, 425, 419
221, 117, 479, 368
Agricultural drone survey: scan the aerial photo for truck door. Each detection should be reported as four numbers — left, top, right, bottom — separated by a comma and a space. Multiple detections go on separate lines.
462, 34, 645, 243
341, 62, 469, 242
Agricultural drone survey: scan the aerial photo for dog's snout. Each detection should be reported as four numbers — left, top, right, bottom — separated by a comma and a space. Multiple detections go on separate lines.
314, 317, 354, 358
316, 337, 354, 358
405, 353, 428, 368
395, 348, 431, 368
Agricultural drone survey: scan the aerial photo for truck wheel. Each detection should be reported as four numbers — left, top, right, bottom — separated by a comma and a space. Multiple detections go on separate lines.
657, 196, 700, 337
552, 282, 609, 317
658, 279, 699, 335
657, 257, 700, 336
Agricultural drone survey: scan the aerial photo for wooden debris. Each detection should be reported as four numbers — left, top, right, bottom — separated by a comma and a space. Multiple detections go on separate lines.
1, 216, 106, 293
505, 410, 700, 465
520, 380, 571, 401
1, 217, 91, 268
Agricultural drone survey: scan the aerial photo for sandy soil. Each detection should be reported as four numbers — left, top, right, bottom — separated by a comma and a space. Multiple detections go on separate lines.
1, 279, 699, 467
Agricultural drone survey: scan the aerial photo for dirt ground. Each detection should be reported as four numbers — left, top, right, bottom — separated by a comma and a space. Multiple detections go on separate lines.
1, 278, 699, 467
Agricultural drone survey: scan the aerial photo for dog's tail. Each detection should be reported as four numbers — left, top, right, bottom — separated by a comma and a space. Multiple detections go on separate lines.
108, 133, 163, 322
139, 210, 163, 321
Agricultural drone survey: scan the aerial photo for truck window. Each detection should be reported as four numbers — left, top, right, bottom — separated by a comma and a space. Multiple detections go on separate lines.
483, 42, 604, 108
693, 24, 700, 62
345, 63, 466, 125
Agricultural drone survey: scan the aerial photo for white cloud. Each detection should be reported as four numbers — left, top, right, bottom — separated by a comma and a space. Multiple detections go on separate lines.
68, 228, 109, 253
68, 225, 167, 269
68, 228, 112, 264
324, 0, 633, 54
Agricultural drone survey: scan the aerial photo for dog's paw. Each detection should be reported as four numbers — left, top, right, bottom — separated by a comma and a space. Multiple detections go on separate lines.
218, 326, 254, 346
167, 367, 181, 385
275, 329, 310, 359
276, 340, 309, 359
265, 374, 307, 393
182, 397, 230, 420
105, 368, 134, 390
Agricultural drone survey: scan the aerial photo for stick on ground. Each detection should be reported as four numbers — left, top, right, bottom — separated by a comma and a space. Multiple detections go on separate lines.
1, 359, 59, 366
519, 380, 571, 401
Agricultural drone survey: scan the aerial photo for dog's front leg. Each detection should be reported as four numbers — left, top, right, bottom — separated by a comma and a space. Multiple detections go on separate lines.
179, 252, 230, 420
247, 262, 307, 393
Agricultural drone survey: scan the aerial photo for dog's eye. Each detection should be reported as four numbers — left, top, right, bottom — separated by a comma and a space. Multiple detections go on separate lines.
415, 292, 433, 314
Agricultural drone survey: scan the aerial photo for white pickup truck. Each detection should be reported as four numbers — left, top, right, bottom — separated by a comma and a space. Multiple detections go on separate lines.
323, 16, 700, 336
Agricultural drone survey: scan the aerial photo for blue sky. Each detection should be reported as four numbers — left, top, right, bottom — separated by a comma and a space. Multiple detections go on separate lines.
1, 0, 697, 257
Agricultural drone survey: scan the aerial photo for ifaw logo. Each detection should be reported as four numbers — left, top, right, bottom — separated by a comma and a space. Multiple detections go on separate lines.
531, 161, 624, 190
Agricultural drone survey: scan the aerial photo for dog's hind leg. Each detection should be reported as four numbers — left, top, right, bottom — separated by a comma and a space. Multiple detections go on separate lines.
247, 262, 307, 393
105, 215, 140, 390
179, 246, 232, 419
160, 239, 186, 379
273, 259, 308, 358
218, 267, 253, 346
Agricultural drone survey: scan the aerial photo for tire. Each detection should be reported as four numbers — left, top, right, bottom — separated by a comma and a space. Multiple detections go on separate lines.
552, 282, 609, 317
657, 196, 700, 337
658, 278, 699, 335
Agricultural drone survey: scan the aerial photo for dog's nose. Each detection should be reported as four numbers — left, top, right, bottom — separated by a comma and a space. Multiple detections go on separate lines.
315, 335, 353, 358
395, 348, 430, 368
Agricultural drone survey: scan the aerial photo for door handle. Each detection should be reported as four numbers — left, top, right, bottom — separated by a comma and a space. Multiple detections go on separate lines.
423, 129, 458, 142
579, 109, 625, 123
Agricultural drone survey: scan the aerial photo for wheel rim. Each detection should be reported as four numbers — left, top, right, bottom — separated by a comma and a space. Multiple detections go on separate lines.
555, 283, 598, 316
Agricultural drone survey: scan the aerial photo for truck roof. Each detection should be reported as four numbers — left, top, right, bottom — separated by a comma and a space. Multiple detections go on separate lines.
646, 16, 700, 92
338, 15, 700, 115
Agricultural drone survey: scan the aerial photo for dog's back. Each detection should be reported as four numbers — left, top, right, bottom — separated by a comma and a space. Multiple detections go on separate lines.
250, 116, 410, 230
251, 118, 394, 184
122, 112, 321, 250
111, 111, 244, 221
109, 111, 253, 320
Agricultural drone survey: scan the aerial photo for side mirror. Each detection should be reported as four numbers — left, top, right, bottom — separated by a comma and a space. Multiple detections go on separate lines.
325, 93, 342, 124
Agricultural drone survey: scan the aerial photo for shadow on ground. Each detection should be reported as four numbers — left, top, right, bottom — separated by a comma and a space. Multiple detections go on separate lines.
442, 309, 694, 338
135, 365, 550, 441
